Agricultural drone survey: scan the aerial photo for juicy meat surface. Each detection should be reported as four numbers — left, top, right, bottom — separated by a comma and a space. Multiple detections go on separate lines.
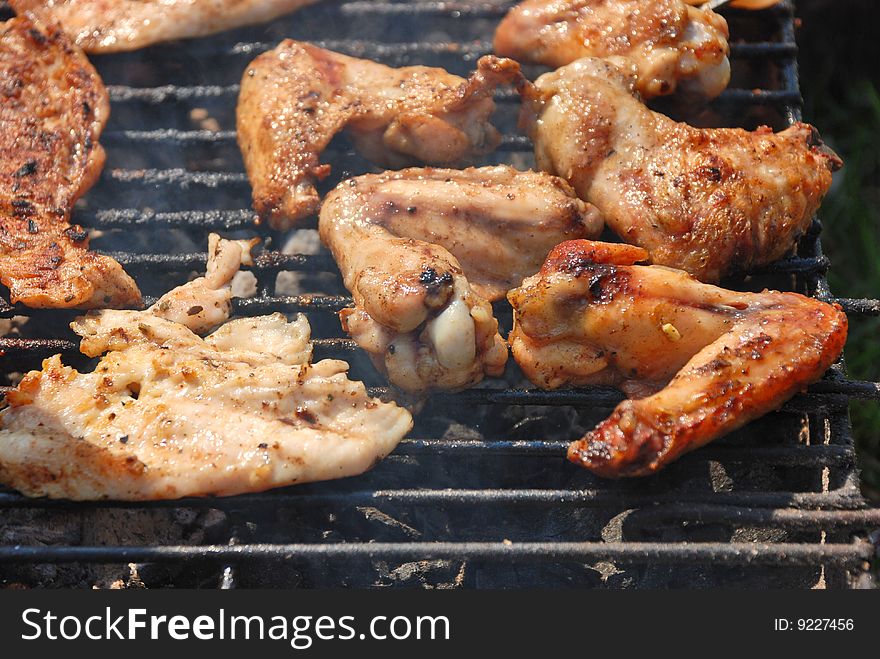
0, 235, 412, 500
10, 0, 320, 52
237, 41, 524, 229
319, 166, 602, 392
0, 16, 141, 308
507, 240, 848, 477
521, 58, 842, 283
494, 0, 730, 100
147, 232, 259, 335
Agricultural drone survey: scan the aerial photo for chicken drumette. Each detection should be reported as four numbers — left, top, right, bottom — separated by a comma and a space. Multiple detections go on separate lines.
520, 58, 842, 283
494, 0, 730, 101
238, 42, 523, 229
508, 240, 848, 477
319, 166, 602, 392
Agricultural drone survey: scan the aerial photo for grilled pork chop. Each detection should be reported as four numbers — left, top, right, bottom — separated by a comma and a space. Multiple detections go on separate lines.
238, 42, 523, 229
10, 0, 321, 52
508, 240, 848, 477
0, 235, 412, 500
0, 16, 141, 308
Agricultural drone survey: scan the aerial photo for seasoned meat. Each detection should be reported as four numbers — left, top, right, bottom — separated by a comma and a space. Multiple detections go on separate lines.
0, 235, 412, 500
145, 233, 259, 335
521, 57, 842, 283
237, 41, 523, 229
0, 16, 140, 308
319, 166, 601, 392
508, 240, 848, 477
10, 0, 321, 52
494, 0, 730, 100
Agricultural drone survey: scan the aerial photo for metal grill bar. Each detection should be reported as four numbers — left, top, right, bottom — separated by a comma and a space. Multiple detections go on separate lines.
334, 1, 795, 21
102, 85, 801, 106
85, 209, 256, 230
105, 169, 249, 186
394, 441, 859, 464
100, 132, 534, 151
0, 485, 870, 511
107, 84, 240, 102
220, 38, 801, 61
0, 541, 873, 567
57, 249, 833, 276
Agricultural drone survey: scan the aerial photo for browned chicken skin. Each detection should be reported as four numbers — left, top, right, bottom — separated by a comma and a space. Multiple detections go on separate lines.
0, 16, 141, 308
521, 58, 842, 283
508, 240, 848, 477
237, 42, 523, 229
319, 166, 602, 392
10, 0, 320, 53
494, 0, 731, 100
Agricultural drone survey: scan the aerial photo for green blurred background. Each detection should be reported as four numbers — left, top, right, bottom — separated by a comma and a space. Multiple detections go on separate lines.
797, 0, 880, 499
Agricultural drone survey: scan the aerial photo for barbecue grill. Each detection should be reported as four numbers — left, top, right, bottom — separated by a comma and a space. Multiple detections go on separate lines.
1, 0, 879, 589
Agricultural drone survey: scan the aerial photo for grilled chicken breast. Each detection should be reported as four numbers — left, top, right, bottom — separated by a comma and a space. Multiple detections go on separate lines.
521, 58, 842, 283
0, 16, 141, 308
238, 42, 523, 229
0, 235, 412, 500
10, 0, 321, 52
508, 240, 848, 477
494, 0, 730, 101
319, 166, 601, 392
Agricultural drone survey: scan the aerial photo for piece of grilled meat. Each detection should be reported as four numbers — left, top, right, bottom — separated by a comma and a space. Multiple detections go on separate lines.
494, 0, 730, 101
508, 240, 848, 477
320, 166, 602, 392
0, 16, 141, 308
0, 235, 412, 500
10, 0, 321, 52
238, 41, 524, 229
520, 57, 842, 283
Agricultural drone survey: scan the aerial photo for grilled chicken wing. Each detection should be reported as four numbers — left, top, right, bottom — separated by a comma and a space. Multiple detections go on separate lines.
494, 0, 730, 101
10, 0, 320, 52
238, 42, 523, 229
0, 16, 141, 308
320, 166, 601, 392
508, 240, 848, 477
521, 58, 842, 283
0, 235, 412, 500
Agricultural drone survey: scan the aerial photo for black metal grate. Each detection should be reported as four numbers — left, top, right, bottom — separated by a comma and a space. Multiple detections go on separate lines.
0, 0, 878, 589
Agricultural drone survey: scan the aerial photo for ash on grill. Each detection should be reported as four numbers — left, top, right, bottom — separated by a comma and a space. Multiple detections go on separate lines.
1, 1, 879, 589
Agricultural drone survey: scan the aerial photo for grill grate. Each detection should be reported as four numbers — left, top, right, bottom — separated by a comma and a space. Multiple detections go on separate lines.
0, 0, 879, 589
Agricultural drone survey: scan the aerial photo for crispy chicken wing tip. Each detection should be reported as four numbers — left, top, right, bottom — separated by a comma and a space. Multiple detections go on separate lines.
567, 428, 639, 479
541, 240, 650, 274
805, 124, 844, 172
567, 405, 674, 478
473, 55, 525, 84
457, 55, 528, 108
